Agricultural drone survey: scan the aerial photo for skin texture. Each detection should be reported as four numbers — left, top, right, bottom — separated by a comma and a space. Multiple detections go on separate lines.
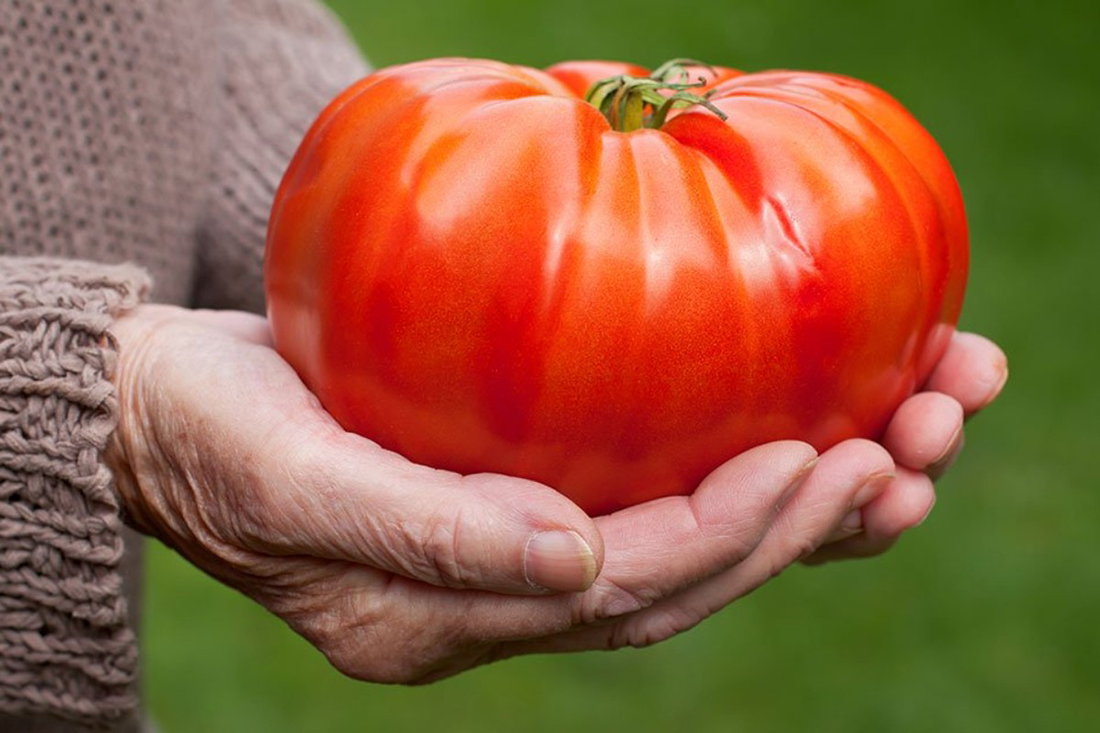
266, 59, 969, 515
106, 305, 1005, 683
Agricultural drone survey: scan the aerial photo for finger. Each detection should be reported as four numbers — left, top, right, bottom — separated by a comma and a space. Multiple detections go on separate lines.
564, 441, 818, 622
496, 439, 895, 655
415, 441, 817, 650
263, 435, 607, 595
881, 391, 964, 474
927, 431, 965, 482
822, 503, 871, 544
802, 467, 935, 564
923, 332, 1008, 416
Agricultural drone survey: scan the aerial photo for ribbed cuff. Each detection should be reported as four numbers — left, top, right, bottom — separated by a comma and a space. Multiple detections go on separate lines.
0, 258, 150, 724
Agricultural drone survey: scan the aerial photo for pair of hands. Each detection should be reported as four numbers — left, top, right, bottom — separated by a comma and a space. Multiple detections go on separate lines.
106, 305, 1006, 684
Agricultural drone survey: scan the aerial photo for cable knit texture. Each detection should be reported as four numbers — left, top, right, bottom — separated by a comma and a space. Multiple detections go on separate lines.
0, 0, 368, 728
0, 260, 149, 723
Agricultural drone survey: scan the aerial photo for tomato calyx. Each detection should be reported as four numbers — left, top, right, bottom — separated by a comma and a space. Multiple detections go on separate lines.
584, 58, 728, 132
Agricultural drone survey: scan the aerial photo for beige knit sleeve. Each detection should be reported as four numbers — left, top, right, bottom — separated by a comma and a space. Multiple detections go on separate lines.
191, 0, 370, 314
0, 257, 149, 724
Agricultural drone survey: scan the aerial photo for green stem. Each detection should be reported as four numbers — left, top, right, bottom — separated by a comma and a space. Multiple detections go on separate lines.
584, 59, 728, 132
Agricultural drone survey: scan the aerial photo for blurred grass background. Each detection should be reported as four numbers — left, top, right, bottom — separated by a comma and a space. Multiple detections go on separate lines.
144, 0, 1100, 730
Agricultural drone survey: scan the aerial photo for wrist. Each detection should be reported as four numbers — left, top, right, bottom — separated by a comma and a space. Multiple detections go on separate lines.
105, 304, 184, 533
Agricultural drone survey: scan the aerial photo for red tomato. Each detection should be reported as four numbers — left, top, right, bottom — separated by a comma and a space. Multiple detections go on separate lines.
265, 58, 967, 516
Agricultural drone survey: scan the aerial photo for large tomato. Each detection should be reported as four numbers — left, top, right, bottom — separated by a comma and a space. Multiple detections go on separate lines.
265, 58, 967, 516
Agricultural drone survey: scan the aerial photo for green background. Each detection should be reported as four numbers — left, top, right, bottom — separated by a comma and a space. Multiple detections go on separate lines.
145, 1, 1100, 731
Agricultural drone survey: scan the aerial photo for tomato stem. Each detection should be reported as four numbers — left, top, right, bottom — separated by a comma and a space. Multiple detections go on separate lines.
584, 59, 728, 132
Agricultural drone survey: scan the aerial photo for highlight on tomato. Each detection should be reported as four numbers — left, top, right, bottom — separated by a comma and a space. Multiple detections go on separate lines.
265, 58, 968, 516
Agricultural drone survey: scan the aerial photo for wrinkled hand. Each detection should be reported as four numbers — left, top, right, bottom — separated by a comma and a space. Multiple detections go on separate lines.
106, 305, 1005, 683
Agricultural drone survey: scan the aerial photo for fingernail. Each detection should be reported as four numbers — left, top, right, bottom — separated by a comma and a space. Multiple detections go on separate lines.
928, 432, 965, 481
853, 472, 895, 507
841, 509, 863, 532
966, 362, 1008, 424
779, 456, 819, 509
930, 421, 964, 465
987, 365, 1009, 403
915, 494, 937, 527
524, 530, 597, 592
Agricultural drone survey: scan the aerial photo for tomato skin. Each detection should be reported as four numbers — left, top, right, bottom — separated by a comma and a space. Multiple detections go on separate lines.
265, 58, 967, 516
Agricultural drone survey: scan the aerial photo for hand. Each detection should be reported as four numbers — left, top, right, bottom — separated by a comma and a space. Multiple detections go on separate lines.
803, 331, 1009, 564
105, 305, 913, 683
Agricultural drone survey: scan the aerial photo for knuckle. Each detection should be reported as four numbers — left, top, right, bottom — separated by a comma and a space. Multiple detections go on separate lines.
410, 501, 504, 589
791, 535, 822, 564
606, 606, 702, 651
575, 578, 657, 625
637, 607, 701, 647
722, 531, 762, 566
763, 532, 819, 578
417, 509, 470, 588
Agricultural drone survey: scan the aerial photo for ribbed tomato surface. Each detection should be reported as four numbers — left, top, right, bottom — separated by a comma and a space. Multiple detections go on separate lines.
265, 58, 967, 515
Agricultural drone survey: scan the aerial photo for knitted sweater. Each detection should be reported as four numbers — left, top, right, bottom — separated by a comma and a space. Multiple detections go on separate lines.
0, 1, 368, 728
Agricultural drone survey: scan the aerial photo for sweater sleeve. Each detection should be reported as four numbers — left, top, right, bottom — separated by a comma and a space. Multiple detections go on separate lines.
0, 257, 149, 724
190, 0, 370, 314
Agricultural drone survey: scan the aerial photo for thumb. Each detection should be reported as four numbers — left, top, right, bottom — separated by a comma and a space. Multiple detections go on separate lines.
257, 433, 604, 595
